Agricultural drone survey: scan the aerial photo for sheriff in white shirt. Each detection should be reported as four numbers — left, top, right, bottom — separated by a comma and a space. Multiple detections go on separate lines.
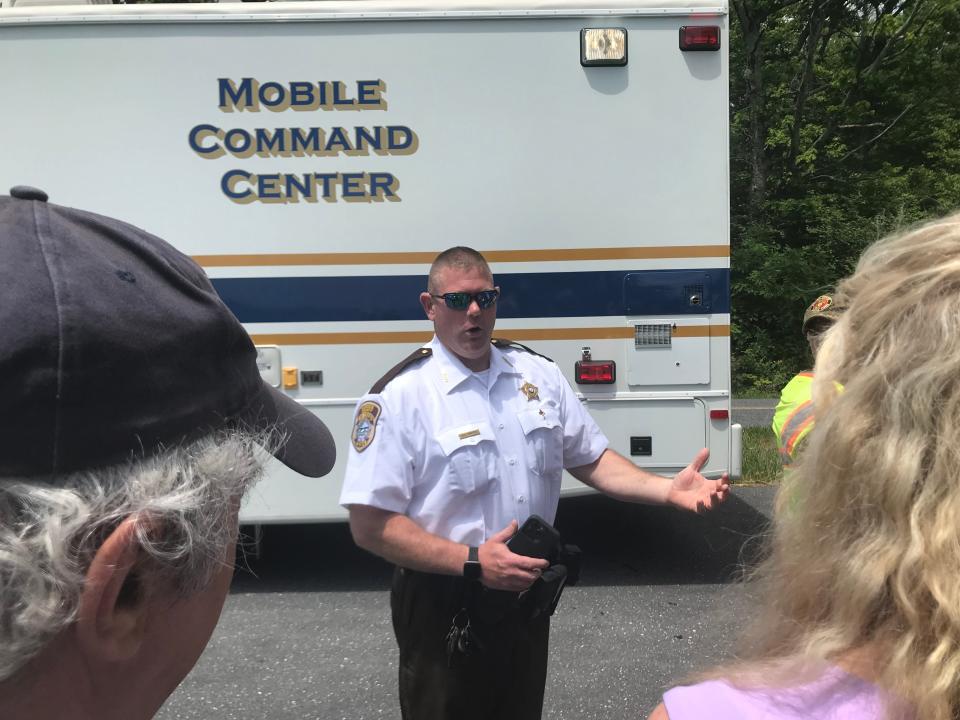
340, 246, 730, 720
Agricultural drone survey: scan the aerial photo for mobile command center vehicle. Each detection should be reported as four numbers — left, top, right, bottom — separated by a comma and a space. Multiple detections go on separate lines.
0, 0, 740, 523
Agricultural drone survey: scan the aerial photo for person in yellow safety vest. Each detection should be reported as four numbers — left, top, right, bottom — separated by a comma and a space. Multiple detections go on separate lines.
772, 294, 845, 464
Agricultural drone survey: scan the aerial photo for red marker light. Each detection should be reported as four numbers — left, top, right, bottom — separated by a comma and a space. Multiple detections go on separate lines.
575, 360, 616, 384
710, 409, 729, 420
679, 25, 721, 51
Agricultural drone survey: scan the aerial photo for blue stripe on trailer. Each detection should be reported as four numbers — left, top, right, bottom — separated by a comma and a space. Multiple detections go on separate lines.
212, 268, 730, 324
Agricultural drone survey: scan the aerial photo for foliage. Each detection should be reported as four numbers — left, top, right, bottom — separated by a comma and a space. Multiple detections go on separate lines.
739, 426, 784, 484
730, 0, 960, 392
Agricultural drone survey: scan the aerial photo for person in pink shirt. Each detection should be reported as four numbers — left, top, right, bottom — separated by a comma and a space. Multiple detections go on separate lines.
650, 212, 960, 720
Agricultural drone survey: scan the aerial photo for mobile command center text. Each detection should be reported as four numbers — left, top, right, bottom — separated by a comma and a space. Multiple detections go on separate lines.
188, 78, 419, 204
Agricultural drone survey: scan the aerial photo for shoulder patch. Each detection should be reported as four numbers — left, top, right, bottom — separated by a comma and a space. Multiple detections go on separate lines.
491, 337, 554, 363
351, 400, 382, 453
370, 346, 433, 394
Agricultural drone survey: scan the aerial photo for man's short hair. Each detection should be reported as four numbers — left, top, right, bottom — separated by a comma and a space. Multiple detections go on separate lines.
427, 246, 492, 294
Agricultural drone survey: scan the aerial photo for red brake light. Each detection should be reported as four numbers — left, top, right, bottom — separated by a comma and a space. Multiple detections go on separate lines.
575, 360, 616, 384
679, 26, 721, 51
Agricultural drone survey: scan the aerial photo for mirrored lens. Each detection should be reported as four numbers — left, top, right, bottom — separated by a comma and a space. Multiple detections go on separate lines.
443, 292, 471, 309
438, 290, 499, 310
475, 290, 498, 309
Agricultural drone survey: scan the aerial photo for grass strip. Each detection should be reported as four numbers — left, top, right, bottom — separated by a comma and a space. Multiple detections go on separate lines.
738, 425, 783, 485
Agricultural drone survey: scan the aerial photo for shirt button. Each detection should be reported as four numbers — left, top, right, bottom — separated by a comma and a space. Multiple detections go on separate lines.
518, 495, 526, 503
498, 423, 505, 430
508, 458, 516, 466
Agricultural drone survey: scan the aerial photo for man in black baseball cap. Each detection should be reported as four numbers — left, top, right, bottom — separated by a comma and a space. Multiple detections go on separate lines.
0, 187, 335, 719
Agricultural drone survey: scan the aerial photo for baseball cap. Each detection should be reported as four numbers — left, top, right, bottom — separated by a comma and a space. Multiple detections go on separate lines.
802, 293, 844, 333
0, 186, 335, 479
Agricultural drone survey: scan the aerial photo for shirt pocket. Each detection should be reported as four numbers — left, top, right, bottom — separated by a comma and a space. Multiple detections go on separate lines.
516, 406, 563, 477
436, 422, 497, 494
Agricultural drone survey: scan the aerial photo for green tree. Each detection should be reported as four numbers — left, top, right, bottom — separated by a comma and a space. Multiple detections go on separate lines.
730, 0, 960, 392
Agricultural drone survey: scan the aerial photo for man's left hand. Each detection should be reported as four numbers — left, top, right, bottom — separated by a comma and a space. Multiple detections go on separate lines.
667, 447, 730, 513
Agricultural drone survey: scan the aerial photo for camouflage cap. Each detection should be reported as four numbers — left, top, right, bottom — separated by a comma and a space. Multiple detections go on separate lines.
802, 294, 844, 332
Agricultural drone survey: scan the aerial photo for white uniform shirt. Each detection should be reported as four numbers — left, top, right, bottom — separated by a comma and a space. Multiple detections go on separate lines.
339, 336, 608, 545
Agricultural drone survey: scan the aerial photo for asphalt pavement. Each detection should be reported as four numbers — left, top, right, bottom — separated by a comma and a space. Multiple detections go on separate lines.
157, 486, 776, 720
731, 398, 777, 429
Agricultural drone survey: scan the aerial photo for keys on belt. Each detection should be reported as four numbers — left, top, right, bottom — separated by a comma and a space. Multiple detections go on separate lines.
445, 608, 476, 665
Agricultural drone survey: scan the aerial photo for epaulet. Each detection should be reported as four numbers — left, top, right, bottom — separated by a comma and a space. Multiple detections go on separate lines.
491, 337, 554, 363
370, 347, 433, 394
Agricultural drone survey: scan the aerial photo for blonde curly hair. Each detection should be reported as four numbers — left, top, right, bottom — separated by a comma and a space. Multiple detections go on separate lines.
733, 212, 960, 720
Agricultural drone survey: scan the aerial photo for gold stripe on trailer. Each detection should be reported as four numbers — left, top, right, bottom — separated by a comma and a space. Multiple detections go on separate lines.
250, 325, 731, 346
673, 325, 730, 338
195, 245, 730, 267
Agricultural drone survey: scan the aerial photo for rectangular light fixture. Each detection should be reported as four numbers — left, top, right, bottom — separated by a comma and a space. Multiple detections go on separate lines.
575, 360, 616, 384
679, 25, 721, 51
581, 28, 628, 67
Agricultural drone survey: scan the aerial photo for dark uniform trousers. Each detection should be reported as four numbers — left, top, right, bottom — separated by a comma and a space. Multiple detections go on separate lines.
391, 566, 551, 720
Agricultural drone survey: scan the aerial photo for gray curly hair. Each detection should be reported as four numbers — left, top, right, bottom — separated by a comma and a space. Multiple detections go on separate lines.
0, 429, 266, 682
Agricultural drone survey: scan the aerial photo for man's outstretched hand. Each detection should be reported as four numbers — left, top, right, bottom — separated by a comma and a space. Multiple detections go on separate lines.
666, 448, 730, 513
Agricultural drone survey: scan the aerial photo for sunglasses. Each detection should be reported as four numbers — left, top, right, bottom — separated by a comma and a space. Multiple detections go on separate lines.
430, 289, 500, 310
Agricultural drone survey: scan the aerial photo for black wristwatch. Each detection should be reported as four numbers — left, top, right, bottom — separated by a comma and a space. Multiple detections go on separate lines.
463, 546, 482, 581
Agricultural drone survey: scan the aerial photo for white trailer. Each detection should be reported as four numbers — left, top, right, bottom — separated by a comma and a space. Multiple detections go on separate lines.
0, 0, 738, 522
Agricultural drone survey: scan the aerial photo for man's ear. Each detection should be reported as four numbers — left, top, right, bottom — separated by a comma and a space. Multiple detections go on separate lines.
419, 291, 435, 320
75, 515, 150, 662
